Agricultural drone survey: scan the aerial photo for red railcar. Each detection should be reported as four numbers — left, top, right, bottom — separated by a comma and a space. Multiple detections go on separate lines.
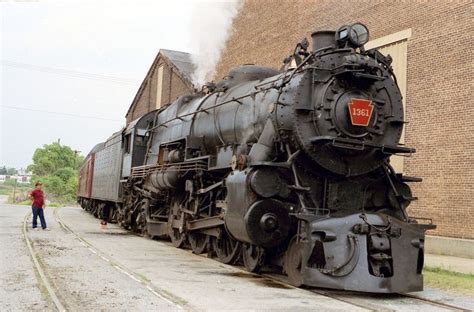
77, 143, 104, 205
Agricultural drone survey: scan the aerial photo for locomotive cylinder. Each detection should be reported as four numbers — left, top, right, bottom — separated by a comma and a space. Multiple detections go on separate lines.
225, 169, 290, 248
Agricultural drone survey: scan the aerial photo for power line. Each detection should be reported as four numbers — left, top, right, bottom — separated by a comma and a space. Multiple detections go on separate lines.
0, 105, 124, 122
2, 60, 141, 86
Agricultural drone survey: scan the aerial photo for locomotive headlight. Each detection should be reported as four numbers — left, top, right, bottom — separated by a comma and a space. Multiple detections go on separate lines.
337, 23, 369, 48
349, 23, 369, 47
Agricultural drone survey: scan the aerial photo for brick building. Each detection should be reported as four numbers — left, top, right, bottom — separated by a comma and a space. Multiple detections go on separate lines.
215, 1, 473, 239
125, 49, 195, 124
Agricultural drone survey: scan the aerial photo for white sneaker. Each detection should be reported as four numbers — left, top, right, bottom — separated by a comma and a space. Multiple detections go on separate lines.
42, 228, 51, 231
33, 227, 40, 231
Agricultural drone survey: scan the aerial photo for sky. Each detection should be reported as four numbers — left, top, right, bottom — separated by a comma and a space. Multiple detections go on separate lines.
0, 0, 234, 169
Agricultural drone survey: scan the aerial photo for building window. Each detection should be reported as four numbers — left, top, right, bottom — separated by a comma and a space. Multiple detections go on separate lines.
366, 29, 411, 173
156, 65, 164, 109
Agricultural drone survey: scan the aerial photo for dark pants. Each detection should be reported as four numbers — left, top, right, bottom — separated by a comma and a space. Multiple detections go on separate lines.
32, 207, 47, 229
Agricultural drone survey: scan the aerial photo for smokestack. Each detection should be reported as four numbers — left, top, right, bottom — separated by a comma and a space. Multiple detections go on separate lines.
311, 30, 336, 51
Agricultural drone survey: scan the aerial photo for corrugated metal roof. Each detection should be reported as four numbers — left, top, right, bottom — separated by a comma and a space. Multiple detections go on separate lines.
160, 49, 195, 82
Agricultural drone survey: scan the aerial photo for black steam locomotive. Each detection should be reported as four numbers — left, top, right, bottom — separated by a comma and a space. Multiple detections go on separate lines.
78, 23, 434, 293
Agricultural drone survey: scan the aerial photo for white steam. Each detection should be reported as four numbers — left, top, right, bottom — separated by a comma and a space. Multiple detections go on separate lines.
190, 0, 242, 86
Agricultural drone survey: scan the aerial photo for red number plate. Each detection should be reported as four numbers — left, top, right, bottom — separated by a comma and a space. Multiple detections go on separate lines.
348, 98, 374, 126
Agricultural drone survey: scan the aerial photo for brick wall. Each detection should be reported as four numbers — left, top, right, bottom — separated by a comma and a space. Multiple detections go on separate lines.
215, 0, 473, 238
170, 71, 192, 104
126, 60, 194, 124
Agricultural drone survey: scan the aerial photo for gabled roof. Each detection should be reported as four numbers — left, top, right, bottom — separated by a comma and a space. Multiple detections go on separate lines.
160, 49, 195, 83
125, 49, 195, 117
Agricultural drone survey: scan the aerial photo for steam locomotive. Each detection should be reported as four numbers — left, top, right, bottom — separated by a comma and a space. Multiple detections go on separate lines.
78, 23, 435, 293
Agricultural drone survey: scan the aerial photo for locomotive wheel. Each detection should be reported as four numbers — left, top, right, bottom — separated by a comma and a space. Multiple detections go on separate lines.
168, 198, 186, 248
212, 231, 242, 264
284, 237, 304, 287
188, 232, 209, 255
110, 208, 118, 223
242, 244, 265, 273
169, 227, 186, 248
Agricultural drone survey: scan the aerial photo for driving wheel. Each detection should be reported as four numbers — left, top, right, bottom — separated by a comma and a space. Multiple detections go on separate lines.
242, 244, 265, 273
188, 232, 209, 254
284, 236, 304, 287
212, 230, 242, 264
168, 197, 186, 248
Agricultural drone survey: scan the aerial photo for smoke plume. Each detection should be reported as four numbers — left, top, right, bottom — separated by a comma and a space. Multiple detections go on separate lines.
190, 0, 242, 87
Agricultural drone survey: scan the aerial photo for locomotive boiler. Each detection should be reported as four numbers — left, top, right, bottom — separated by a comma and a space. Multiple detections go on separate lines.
78, 23, 435, 293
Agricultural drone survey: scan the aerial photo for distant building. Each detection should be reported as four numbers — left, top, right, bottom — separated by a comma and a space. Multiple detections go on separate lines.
125, 49, 195, 124
0, 174, 31, 184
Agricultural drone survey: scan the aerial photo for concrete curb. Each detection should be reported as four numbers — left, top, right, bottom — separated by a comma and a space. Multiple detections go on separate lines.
425, 235, 474, 259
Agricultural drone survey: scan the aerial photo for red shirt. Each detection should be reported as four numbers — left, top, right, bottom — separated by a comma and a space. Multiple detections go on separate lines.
30, 189, 45, 208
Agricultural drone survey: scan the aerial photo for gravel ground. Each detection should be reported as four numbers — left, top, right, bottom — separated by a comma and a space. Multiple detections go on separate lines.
0, 195, 8, 204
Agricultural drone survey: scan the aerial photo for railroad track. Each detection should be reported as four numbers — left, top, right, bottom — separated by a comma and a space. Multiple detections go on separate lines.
307, 288, 469, 312
262, 272, 468, 311
23, 209, 186, 312
52, 207, 469, 312
22, 212, 66, 312
51, 208, 187, 311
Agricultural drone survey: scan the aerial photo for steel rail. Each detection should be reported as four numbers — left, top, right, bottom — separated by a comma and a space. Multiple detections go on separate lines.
264, 273, 467, 311
22, 212, 67, 312
308, 288, 467, 312
399, 293, 468, 311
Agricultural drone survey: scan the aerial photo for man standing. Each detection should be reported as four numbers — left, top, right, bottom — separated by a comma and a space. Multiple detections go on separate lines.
29, 182, 49, 230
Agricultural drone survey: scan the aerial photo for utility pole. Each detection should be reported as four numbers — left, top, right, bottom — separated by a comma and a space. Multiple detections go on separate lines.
73, 150, 81, 169
12, 178, 17, 204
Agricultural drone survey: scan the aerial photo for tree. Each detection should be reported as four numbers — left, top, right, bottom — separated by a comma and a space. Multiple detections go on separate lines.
28, 142, 83, 176
0, 166, 17, 175
28, 142, 83, 204
54, 167, 76, 183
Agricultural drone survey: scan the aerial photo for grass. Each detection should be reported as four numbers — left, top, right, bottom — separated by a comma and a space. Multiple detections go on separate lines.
1, 184, 25, 194
1, 184, 71, 207
0, 188, 9, 195
424, 266, 474, 294
14, 199, 33, 206
1, 184, 31, 203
